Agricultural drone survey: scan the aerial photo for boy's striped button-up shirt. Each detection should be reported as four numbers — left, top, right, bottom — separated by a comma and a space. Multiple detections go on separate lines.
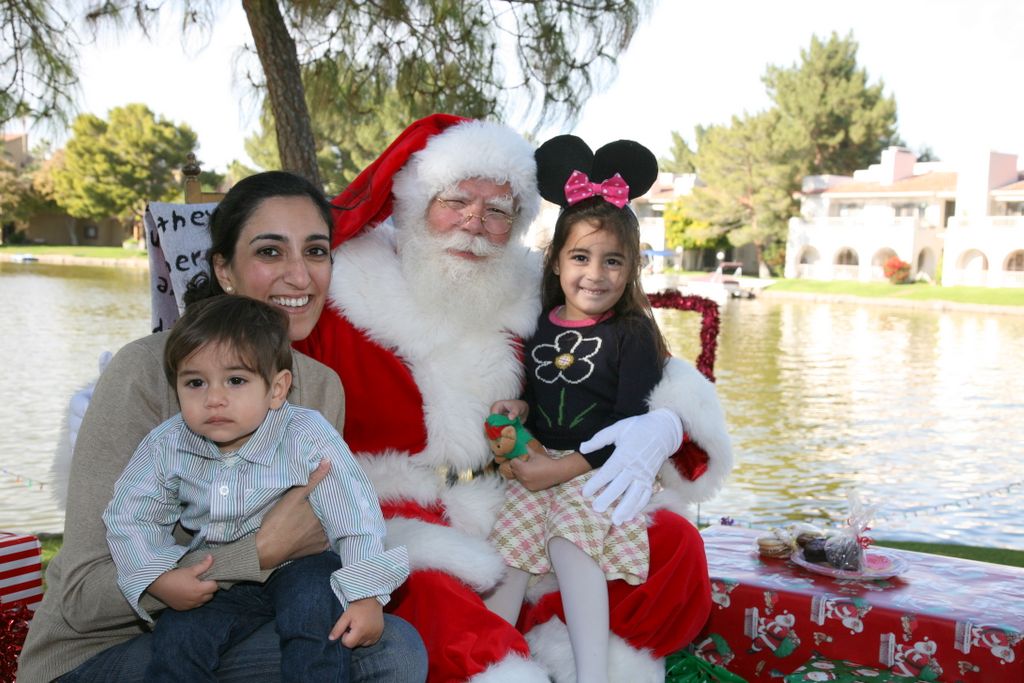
104, 401, 409, 622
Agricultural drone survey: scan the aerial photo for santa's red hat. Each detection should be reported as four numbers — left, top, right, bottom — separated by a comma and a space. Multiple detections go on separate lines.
330, 113, 540, 248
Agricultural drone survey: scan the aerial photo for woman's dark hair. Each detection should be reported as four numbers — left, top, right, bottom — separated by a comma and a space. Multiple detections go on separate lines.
541, 197, 670, 360
183, 171, 334, 305
164, 294, 293, 388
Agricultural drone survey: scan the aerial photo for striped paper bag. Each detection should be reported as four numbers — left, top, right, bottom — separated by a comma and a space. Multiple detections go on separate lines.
0, 532, 43, 610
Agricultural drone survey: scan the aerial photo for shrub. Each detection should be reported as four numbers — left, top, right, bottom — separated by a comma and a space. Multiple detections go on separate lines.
883, 256, 911, 284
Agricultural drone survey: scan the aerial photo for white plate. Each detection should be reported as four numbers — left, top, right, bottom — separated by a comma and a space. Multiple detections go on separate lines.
790, 547, 909, 580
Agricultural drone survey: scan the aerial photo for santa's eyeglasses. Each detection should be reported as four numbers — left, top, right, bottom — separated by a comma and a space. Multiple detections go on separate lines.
434, 197, 516, 235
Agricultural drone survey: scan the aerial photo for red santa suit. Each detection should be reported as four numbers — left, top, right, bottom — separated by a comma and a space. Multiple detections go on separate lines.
295, 115, 733, 683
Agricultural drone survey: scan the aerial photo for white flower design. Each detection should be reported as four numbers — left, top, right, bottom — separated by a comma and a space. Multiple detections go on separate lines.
532, 330, 602, 384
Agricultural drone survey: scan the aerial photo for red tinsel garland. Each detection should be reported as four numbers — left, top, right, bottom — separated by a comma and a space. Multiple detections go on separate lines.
647, 290, 720, 383
1, 603, 32, 682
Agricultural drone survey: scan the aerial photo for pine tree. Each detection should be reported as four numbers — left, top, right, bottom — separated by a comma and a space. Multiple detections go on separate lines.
763, 31, 898, 176
660, 130, 698, 174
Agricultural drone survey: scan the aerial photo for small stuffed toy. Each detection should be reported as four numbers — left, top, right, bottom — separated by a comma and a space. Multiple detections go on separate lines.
484, 413, 537, 462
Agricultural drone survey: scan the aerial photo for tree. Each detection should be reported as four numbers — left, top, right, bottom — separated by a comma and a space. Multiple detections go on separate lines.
682, 32, 899, 274
49, 104, 197, 238
659, 130, 698, 174
0, 0, 79, 129
0, 156, 35, 236
914, 144, 939, 162
763, 31, 898, 177
685, 110, 798, 276
83, 1, 651, 186
0, 141, 63, 242
247, 66, 500, 193
662, 197, 719, 251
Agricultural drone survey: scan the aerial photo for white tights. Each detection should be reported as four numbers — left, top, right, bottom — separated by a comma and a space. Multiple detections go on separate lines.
483, 537, 609, 683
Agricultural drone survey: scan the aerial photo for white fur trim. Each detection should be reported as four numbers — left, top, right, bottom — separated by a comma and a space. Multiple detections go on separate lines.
441, 477, 508, 540
525, 618, 665, 683
356, 451, 508, 590
384, 517, 506, 592
392, 119, 540, 237
355, 451, 444, 506
648, 357, 734, 504
51, 403, 74, 510
357, 451, 508, 542
470, 653, 550, 683
332, 224, 541, 476
646, 459, 699, 521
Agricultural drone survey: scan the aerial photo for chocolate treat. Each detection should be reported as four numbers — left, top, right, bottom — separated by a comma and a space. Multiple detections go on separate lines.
824, 535, 862, 571
790, 522, 825, 547
802, 537, 828, 563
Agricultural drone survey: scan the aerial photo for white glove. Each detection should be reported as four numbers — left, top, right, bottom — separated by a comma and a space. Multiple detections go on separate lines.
67, 351, 112, 452
580, 408, 683, 525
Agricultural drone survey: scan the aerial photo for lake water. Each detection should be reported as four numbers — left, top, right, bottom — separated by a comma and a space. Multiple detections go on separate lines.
2, 262, 1023, 550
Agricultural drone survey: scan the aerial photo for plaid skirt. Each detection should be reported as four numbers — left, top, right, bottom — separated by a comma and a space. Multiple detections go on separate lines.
489, 463, 650, 585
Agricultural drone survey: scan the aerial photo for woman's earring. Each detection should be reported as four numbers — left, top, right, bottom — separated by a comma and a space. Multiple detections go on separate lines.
224, 285, 235, 294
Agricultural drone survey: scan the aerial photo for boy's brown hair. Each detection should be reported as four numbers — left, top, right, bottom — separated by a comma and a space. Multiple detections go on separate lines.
164, 295, 293, 388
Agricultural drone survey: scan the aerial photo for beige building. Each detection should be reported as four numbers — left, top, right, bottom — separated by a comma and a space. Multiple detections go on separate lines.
786, 146, 1024, 287
2, 132, 124, 246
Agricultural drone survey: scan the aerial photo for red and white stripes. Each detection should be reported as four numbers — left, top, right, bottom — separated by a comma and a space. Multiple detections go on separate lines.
0, 532, 43, 611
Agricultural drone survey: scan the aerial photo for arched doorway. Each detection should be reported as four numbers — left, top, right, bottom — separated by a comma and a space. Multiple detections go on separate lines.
1003, 250, 1024, 287
834, 247, 859, 280
797, 246, 820, 278
957, 249, 989, 286
916, 247, 937, 281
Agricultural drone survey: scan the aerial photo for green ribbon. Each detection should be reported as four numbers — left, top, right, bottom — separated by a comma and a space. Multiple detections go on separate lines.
665, 650, 747, 683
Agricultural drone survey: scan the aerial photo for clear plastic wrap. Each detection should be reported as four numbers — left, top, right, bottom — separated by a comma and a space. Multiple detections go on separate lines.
824, 490, 876, 571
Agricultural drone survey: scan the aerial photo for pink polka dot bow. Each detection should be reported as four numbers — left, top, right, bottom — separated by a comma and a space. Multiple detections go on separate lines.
563, 170, 631, 208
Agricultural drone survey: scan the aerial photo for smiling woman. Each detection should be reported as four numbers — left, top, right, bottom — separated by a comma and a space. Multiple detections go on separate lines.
187, 172, 335, 341
16, 171, 428, 683
210, 195, 332, 341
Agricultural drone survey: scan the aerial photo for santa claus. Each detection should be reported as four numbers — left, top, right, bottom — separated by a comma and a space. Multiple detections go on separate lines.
294, 114, 733, 682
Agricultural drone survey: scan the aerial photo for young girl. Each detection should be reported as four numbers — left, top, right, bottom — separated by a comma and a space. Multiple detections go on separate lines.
485, 135, 668, 683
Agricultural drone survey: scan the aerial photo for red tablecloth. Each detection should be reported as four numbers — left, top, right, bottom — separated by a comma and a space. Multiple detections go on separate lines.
694, 525, 1024, 681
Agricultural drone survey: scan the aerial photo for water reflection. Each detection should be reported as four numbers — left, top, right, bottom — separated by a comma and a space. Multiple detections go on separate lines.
3, 264, 1023, 550
657, 298, 1024, 550
0, 262, 150, 534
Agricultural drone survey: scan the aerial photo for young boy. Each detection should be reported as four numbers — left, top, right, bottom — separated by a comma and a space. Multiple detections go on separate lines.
103, 295, 409, 681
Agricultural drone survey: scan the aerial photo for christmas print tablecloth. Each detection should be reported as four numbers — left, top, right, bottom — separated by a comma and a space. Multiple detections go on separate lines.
694, 525, 1024, 681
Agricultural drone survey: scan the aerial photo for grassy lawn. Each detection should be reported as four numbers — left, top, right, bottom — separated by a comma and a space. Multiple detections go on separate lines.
766, 278, 1024, 307
0, 244, 148, 260
873, 540, 1024, 568
39, 534, 1022, 576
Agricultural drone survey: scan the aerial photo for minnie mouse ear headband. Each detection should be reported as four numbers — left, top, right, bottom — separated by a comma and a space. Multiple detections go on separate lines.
330, 113, 541, 248
535, 135, 658, 210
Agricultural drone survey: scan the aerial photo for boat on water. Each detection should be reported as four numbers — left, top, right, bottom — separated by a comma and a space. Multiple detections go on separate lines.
680, 263, 774, 306
10, 253, 40, 263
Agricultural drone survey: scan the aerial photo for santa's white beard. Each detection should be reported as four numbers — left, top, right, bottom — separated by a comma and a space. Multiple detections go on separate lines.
397, 221, 522, 328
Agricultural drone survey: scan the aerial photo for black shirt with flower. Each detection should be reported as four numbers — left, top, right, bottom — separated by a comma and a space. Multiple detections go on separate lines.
523, 308, 663, 469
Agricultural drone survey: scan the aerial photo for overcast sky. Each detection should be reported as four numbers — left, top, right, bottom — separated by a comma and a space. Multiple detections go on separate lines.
49, 0, 1024, 174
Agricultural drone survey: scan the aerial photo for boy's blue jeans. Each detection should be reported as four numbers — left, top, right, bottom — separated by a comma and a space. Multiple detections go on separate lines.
147, 551, 351, 682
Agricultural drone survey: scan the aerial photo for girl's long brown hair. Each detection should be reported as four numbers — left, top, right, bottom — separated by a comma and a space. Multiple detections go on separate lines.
541, 197, 670, 361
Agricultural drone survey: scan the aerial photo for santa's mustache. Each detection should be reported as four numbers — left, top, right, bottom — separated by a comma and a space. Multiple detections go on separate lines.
433, 229, 505, 259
